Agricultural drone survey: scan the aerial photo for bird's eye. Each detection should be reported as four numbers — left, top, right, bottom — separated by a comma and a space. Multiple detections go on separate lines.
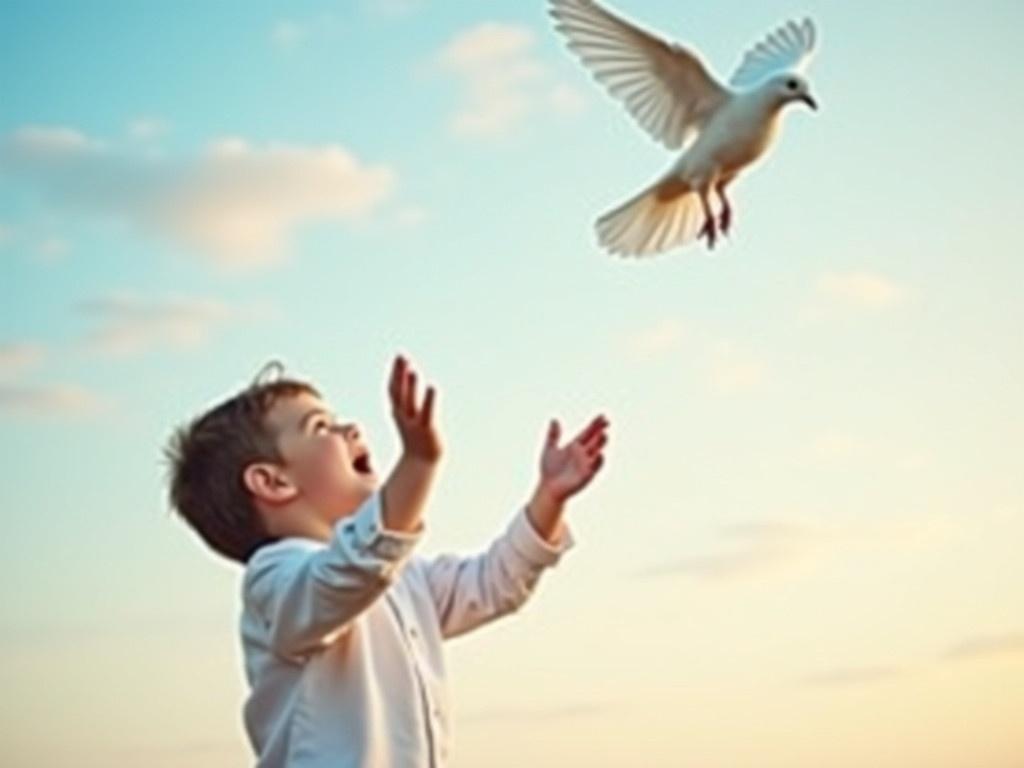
787, 79, 798, 90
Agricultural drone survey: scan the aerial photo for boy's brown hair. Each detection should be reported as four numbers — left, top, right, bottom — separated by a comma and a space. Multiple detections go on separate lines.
162, 360, 320, 565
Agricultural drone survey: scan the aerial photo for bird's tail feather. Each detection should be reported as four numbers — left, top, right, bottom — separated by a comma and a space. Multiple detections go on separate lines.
596, 176, 710, 257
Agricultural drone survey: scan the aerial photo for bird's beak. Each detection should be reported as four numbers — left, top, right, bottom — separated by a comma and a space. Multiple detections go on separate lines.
801, 93, 818, 111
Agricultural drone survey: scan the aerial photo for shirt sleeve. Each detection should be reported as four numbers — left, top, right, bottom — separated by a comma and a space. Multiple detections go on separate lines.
417, 506, 575, 641
243, 490, 424, 661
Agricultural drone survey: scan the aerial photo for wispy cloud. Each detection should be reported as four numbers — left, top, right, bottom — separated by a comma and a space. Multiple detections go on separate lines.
799, 630, 1024, 690
437, 22, 586, 140
810, 432, 869, 461
621, 319, 767, 396
107, 739, 244, 766
636, 520, 822, 582
0, 291, 264, 418
462, 701, 608, 724
126, 116, 169, 142
0, 342, 46, 379
0, 337, 104, 420
10, 124, 104, 155
800, 665, 906, 688
634, 513, 954, 584
73, 292, 268, 357
818, 271, 904, 309
0, 383, 104, 417
270, 19, 307, 49
1, 125, 396, 268
362, 0, 424, 18
707, 340, 766, 394
624, 318, 686, 360
34, 236, 70, 262
943, 632, 1024, 662
394, 205, 429, 228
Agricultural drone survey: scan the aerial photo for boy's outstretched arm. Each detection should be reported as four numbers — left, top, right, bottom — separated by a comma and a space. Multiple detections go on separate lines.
244, 354, 442, 661
419, 413, 610, 640
526, 414, 609, 545
381, 354, 442, 534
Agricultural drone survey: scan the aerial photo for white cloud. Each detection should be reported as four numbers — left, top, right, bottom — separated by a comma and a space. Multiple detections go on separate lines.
817, 271, 903, 309
156, 139, 395, 266
73, 292, 268, 356
437, 22, 586, 139
2, 125, 396, 268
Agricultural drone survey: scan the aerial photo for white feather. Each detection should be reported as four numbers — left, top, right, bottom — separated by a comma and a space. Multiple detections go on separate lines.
596, 177, 712, 257
729, 18, 817, 90
549, 0, 729, 150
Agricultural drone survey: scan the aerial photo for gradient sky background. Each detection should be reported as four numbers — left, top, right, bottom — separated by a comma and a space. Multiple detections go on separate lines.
2, 0, 1022, 766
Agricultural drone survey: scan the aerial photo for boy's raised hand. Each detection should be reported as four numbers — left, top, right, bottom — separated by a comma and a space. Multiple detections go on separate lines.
538, 414, 610, 503
388, 354, 442, 463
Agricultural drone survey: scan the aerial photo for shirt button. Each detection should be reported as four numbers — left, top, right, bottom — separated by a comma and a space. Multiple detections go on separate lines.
409, 626, 419, 639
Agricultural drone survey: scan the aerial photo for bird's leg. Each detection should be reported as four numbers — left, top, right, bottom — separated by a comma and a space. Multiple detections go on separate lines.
715, 180, 733, 236
697, 189, 717, 250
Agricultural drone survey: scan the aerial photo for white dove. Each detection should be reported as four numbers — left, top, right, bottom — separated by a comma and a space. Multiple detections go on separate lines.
549, 0, 819, 256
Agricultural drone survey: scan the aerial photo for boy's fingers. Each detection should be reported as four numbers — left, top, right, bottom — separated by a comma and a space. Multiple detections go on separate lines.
571, 443, 590, 465
405, 370, 418, 419
389, 355, 405, 406
546, 418, 561, 447
584, 431, 608, 455
420, 385, 435, 425
573, 414, 608, 447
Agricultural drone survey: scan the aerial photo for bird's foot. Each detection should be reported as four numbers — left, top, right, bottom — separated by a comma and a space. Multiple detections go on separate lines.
718, 207, 732, 237
699, 216, 718, 250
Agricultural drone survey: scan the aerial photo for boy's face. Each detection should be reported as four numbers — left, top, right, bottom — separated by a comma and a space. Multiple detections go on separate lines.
261, 391, 379, 523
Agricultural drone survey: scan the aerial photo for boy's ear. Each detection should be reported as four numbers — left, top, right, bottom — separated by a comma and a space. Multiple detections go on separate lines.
243, 462, 299, 505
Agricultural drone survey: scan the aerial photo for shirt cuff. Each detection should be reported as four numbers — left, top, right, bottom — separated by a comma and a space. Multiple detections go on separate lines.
507, 505, 576, 568
348, 490, 425, 562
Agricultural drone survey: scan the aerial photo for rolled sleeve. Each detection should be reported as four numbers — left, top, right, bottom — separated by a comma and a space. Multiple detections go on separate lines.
351, 487, 424, 566
506, 506, 575, 569
244, 490, 425, 660
418, 506, 576, 641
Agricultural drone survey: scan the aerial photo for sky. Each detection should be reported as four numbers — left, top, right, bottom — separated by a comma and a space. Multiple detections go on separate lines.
1, 0, 1022, 765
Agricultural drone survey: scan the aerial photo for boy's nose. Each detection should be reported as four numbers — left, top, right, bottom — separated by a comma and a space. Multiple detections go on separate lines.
339, 422, 360, 440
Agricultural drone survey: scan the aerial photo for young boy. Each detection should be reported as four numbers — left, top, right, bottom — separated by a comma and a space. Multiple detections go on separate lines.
163, 353, 610, 767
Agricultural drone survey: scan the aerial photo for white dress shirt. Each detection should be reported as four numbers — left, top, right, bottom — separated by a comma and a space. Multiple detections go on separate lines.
239, 489, 575, 767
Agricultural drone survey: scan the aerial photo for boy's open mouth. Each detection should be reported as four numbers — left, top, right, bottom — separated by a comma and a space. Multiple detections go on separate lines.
352, 452, 373, 475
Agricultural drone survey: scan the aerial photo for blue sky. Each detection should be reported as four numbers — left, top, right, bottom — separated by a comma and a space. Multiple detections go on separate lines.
2, 1, 1023, 765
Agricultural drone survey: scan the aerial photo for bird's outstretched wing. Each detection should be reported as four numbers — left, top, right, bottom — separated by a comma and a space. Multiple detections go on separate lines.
549, 0, 729, 150
729, 18, 817, 90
